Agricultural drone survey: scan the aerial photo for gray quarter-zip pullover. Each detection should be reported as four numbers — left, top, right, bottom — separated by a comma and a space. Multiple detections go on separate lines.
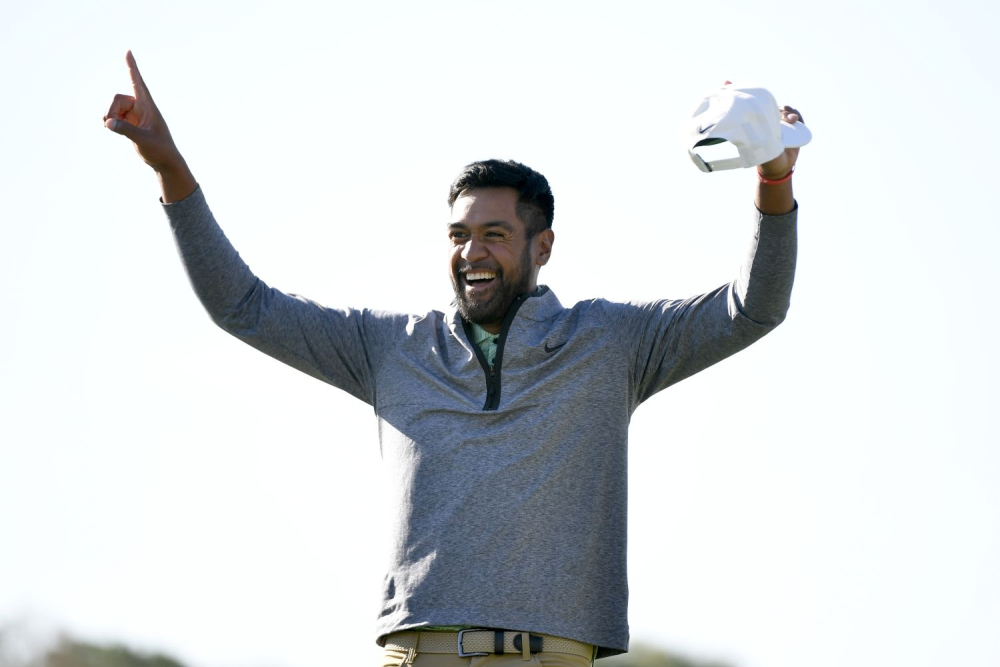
164, 187, 796, 657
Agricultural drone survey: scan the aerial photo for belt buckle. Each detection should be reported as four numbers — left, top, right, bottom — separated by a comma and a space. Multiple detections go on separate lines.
457, 629, 489, 657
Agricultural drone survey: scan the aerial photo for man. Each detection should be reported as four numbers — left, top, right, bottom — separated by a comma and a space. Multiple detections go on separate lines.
105, 51, 801, 666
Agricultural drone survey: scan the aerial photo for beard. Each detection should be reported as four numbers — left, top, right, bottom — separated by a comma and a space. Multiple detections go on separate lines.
451, 244, 534, 327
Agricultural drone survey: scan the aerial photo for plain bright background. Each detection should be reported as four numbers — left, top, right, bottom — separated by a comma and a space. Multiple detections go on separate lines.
2, 1, 998, 666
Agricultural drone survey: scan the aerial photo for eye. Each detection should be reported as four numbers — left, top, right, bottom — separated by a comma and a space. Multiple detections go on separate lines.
449, 230, 469, 242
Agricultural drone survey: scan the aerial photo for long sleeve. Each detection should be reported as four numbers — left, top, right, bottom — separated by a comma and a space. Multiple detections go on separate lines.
600, 204, 797, 405
162, 187, 407, 405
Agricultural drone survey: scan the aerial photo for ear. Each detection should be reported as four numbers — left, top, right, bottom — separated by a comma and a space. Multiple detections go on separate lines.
534, 229, 555, 267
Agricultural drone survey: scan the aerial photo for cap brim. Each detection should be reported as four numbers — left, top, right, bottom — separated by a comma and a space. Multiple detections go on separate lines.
780, 120, 812, 149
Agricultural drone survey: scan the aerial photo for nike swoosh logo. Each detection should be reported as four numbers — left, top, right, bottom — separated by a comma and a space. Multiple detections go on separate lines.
544, 341, 566, 354
698, 123, 716, 134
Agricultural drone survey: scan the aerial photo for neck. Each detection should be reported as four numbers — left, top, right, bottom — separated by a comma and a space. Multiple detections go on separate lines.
478, 321, 502, 335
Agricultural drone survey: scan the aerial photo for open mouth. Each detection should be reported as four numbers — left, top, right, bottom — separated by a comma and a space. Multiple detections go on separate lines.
462, 270, 498, 293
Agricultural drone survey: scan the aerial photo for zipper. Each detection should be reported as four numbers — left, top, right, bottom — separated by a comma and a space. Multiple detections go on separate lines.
462, 292, 532, 411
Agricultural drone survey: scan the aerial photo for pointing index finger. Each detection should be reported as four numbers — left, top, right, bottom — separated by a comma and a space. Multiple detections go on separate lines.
125, 50, 150, 99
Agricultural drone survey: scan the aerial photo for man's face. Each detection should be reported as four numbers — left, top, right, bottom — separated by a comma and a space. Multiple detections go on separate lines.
448, 187, 552, 333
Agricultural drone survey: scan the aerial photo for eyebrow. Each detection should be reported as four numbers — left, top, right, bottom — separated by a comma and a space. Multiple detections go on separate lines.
447, 220, 515, 232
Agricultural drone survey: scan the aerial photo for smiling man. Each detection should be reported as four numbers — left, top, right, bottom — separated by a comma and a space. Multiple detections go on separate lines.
448, 167, 554, 335
106, 52, 800, 667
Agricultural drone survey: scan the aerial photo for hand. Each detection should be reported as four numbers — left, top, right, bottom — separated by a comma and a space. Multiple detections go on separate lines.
758, 106, 805, 179
104, 50, 184, 173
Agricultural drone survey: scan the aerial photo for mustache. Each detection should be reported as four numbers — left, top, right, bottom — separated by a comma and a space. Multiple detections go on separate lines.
457, 264, 502, 275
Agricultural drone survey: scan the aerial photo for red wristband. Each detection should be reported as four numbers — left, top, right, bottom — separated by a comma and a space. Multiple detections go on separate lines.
757, 167, 794, 185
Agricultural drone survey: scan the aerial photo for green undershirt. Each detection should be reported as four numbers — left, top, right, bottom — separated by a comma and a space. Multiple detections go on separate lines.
469, 322, 499, 367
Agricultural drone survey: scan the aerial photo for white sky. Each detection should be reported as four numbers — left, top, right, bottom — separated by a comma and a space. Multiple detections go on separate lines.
1, 1, 998, 666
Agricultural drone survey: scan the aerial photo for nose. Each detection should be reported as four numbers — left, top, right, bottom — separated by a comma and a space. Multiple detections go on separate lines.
461, 237, 488, 262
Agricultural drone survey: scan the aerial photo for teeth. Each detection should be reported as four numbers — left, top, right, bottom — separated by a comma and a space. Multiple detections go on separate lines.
466, 271, 496, 281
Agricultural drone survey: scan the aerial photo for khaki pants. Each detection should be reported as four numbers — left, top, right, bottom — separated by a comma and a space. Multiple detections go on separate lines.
381, 647, 593, 667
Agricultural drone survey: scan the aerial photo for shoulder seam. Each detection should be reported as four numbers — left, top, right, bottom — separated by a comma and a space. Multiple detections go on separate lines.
593, 299, 632, 359
369, 311, 412, 410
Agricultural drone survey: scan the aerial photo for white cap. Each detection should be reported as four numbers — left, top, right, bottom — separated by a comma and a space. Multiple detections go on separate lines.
686, 84, 812, 172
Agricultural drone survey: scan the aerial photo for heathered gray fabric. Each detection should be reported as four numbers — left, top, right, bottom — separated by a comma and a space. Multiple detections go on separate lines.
163, 187, 797, 658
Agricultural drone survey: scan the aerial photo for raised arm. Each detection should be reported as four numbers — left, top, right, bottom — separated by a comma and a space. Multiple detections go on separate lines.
102, 51, 406, 404
603, 104, 806, 404
755, 106, 804, 215
104, 50, 197, 203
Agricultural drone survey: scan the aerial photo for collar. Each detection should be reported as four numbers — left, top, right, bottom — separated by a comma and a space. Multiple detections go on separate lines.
468, 321, 498, 347
448, 285, 564, 330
